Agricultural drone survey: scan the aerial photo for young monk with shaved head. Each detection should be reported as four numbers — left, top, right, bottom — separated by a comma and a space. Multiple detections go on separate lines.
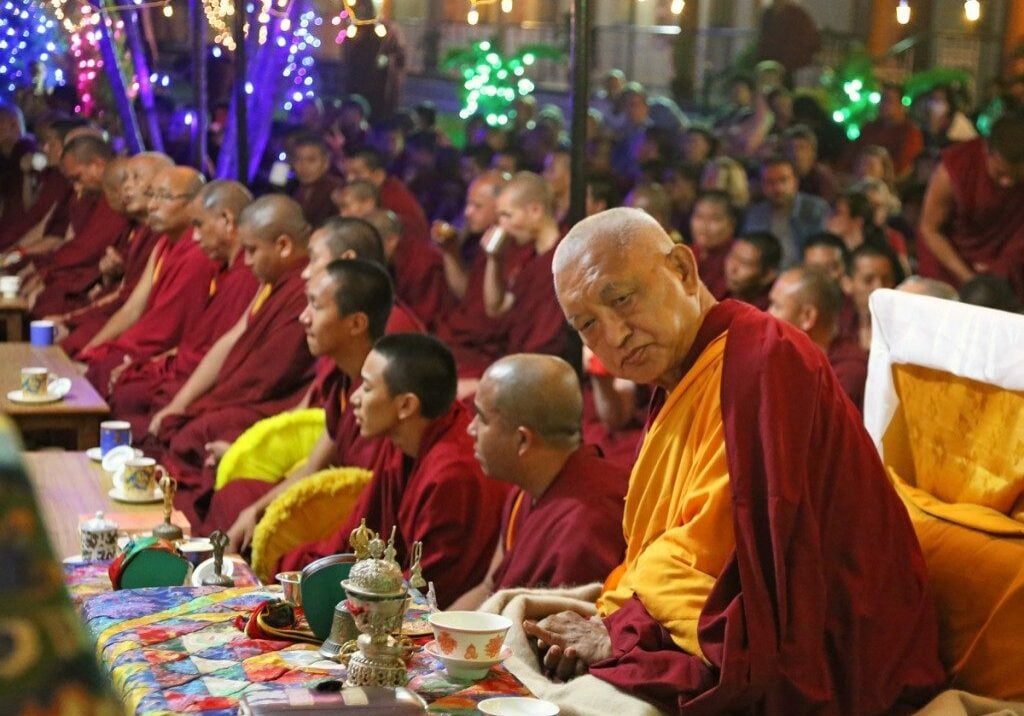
78, 165, 214, 396
450, 353, 628, 610
108, 180, 260, 433
147, 194, 316, 526
521, 207, 944, 712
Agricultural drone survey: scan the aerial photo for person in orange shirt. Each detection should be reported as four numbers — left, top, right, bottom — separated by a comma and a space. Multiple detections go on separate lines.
525, 207, 944, 713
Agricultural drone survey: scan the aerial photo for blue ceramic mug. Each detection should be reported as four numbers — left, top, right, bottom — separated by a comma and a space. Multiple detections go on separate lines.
100, 420, 132, 455
29, 320, 55, 346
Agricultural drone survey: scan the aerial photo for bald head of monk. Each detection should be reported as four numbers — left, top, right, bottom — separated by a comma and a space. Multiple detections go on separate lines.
121, 152, 174, 219
470, 353, 583, 497
554, 207, 715, 389
335, 179, 379, 219
238, 194, 311, 285
303, 216, 386, 283
146, 166, 204, 237
60, 134, 114, 196
188, 180, 253, 264
497, 171, 557, 247
464, 169, 508, 234
362, 208, 402, 262
102, 157, 129, 213
767, 267, 843, 349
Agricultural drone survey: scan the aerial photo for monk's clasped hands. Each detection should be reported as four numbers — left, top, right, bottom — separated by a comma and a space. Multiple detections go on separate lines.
523, 611, 612, 683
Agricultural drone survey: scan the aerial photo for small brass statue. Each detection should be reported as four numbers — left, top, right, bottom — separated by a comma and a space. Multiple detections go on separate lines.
152, 474, 183, 542
202, 530, 234, 587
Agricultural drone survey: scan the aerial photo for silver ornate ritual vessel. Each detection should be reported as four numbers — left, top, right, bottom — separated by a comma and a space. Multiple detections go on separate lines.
340, 521, 425, 687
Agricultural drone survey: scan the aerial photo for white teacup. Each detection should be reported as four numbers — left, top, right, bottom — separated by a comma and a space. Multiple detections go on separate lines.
0, 275, 20, 298
427, 611, 512, 662
20, 367, 49, 397
114, 457, 165, 500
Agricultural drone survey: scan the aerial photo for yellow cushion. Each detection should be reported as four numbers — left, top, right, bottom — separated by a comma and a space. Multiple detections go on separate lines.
249, 466, 372, 583
214, 409, 326, 491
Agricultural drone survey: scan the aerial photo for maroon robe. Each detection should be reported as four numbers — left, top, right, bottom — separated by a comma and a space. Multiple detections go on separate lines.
695, 241, 732, 301
278, 402, 510, 608
61, 225, 161, 355
0, 168, 72, 250
291, 174, 345, 228
379, 175, 430, 245
81, 228, 217, 396
588, 300, 944, 713
581, 383, 651, 471
437, 241, 533, 379
31, 195, 130, 317
826, 335, 867, 414
917, 138, 1024, 301
491, 445, 628, 591
505, 243, 570, 360
109, 251, 260, 436
200, 365, 399, 534
154, 263, 315, 523
389, 232, 448, 328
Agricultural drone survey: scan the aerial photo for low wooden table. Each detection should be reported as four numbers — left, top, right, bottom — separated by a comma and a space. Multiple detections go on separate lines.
0, 295, 28, 342
23, 451, 169, 558
0, 344, 109, 449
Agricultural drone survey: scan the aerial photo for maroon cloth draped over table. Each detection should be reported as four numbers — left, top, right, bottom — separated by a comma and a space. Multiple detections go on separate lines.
437, 242, 534, 379
278, 402, 510, 609
80, 228, 217, 396
109, 251, 260, 436
60, 225, 161, 354
389, 231, 448, 328
694, 241, 732, 301
0, 167, 71, 250
917, 138, 1024, 301
201, 366, 400, 534
588, 300, 944, 714
152, 263, 315, 525
31, 195, 130, 316
380, 175, 430, 245
505, 244, 570, 360
491, 444, 628, 592
291, 174, 345, 228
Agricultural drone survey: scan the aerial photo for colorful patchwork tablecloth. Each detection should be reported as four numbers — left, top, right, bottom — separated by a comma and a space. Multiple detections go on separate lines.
79, 586, 531, 715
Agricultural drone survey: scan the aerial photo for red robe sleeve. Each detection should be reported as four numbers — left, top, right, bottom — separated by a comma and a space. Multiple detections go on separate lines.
380, 176, 430, 245
588, 300, 944, 714
0, 169, 72, 250
491, 445, 627, 591
506, 247, 570, 359
389, 235, 448, 328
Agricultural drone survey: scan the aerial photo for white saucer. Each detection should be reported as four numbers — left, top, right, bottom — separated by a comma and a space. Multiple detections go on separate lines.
108, 486, 163, 504
423, 640, 513, 681
191, 555, 236, 587
8, 377, 72, 403
478, 697, 560, 716
87, 446, 142, 462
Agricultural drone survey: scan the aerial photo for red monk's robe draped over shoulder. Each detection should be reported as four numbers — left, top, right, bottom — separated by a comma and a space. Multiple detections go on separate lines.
491, 445, 628, 591
61, 225, 161, 355
32, 196, 130, 316
109, 251, 260, 436
918, 138, 1024, 300
380, 176, 430, 245
81, 229, 217, 396
291, 174, 345, 228
201, 365, 399, 534
505, 244, 570, 359
0, 168, 72, 251
157, 263, 315, 520
437, 242, 534, 379
589, 300, 944, 714
389, 234, 448, 328
279, 402, 509, 609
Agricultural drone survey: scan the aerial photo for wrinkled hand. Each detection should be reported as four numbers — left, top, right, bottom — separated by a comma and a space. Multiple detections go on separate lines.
227, 505, 261, 553
523, 611, 612, 682
149, 407, 170, 436
100, 246, 124, 277
203, 440, 231, 468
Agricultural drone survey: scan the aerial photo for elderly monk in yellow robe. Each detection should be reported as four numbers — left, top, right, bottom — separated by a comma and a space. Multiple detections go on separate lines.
524, 207, 945, 713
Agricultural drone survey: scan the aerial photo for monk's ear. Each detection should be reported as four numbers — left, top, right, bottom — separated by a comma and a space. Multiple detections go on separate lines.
840, 274, 853, 296
799, 304, 818, 332
340, 249, 358, 260
347, 311, 369, 337
275, 233, 293, 258
515, 426, 533, 457
221, 209, 236, 232
395, 392, 421, 421
666, 243, 699, 291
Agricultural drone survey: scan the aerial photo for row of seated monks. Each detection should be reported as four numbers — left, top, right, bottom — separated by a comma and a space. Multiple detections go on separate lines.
2, 122, 1016, 711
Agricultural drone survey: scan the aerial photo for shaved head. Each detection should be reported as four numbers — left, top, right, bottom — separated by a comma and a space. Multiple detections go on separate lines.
123, 151, 174, 217
482, 354, 582, 450
554, 207, 671, 277
198, 180, 253, 216
238, 194, 312, 247
165, 165, 205, 196
502, 171, 555, 216
147, 165, 205, 234
102, 157, 129, 212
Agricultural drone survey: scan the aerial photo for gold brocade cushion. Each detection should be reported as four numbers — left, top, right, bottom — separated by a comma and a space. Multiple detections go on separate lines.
214, 409, 326, 491
249, 466, 372, 583
883, 364, 1024, 521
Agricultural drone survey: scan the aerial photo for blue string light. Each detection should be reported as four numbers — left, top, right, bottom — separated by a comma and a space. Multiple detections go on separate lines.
0, 0, 64, 99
